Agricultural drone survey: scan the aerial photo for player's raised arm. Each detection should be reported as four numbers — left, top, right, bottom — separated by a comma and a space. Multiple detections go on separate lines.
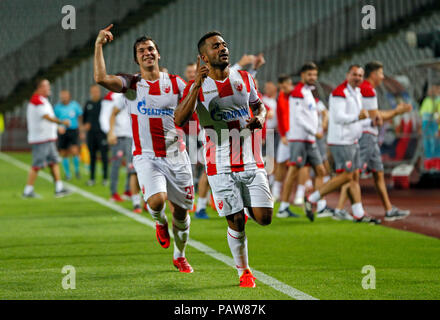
94, 24, 124, 92
175, 56, 209, 127
380, 102, 412, 121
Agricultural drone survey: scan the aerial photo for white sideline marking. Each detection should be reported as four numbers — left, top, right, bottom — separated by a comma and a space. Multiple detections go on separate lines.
0, 152, 318, 300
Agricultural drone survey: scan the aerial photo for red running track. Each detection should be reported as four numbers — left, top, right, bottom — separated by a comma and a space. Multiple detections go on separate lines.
324, 179, 440, 239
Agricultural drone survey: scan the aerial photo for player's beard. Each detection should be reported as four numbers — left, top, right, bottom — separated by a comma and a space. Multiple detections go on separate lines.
211, 60, 229, 70
210, 53, 229, 70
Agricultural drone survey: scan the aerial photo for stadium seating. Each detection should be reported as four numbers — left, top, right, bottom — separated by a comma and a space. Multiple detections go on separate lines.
258, 0, 437, 82
320, 11, 440, 101
0, 0, 149, 101
21, 0, 361, 108
2, 0, 438, 151
0, 0, 94, 59
14, 0, 437, 108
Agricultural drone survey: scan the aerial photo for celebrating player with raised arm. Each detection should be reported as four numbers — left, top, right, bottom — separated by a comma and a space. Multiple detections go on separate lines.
94, 24, 195, 273
175, 31, 273, 288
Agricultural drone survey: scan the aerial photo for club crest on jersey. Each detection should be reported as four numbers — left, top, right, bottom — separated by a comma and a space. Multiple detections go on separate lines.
297, 156, 303, 163
141, 185, 145, 195
217, 200, 224, 210
346, 161, 352, 169
234, 81, 243, 92
163, 85, 171, 94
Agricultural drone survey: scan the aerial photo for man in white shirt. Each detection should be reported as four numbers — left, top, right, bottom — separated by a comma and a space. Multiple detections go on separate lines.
23, 78, 71, 198
277, 62, 332, 220
334, 61, 412, 221
104, 91, 142, 213
305, 65, 380, 224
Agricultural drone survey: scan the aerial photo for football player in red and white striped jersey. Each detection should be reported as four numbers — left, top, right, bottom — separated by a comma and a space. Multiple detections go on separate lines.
94, 24, 194, 273
175, 31, 273, 288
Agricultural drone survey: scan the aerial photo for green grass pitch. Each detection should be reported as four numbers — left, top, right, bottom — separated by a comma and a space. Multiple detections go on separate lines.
0, 152, 439, 300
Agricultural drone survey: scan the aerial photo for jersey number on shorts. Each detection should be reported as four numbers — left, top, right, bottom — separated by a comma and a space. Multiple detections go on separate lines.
184, 186, 194, 200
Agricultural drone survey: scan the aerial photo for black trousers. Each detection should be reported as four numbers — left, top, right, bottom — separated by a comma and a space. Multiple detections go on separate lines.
87, 131, 109, 180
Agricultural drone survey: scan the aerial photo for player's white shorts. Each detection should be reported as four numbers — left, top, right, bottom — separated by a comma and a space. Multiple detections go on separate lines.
208, 169, 274, 217
276, 142, 290, 163
133, 152, 194, 210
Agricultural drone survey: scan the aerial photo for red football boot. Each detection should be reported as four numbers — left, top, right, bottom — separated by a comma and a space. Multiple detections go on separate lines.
122, 190, 132, 200
239, 269, 256, 288
155, 222, 170, 248
133, 205, 142, 214
110, 193, 124, 202
173, 257, 194, 273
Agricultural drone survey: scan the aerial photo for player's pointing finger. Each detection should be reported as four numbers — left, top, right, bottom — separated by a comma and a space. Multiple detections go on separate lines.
104, 24, 114, 31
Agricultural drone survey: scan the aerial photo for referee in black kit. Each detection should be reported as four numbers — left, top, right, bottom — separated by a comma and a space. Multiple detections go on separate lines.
83, 84, 109, 186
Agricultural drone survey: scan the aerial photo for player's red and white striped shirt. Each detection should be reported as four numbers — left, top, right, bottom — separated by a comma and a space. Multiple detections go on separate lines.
118, 72, 187, 158
181, 69, 264, 176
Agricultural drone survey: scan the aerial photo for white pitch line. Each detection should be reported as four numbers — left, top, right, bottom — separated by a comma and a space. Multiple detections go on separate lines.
0, 152, 318, 300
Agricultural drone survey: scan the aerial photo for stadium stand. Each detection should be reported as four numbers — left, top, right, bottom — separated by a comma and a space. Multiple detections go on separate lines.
0, 0, 155, 102
49, 0, 362, 105
258, 0, 437, 82
1, 0, 360, 116
1, 0, 438, 151
0, 0, 94, 58
320, 11, 440, 101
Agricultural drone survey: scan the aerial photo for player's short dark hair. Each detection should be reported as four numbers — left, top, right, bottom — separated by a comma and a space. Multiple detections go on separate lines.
277, 74, 291, 84
300, 62, 318, 73
365, 61, 383, 78
186, 62, 196, 67
34, 78, 48, 90
133, 36, 160, 64
198, 31, 223, 54
348, 64, 362, 72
